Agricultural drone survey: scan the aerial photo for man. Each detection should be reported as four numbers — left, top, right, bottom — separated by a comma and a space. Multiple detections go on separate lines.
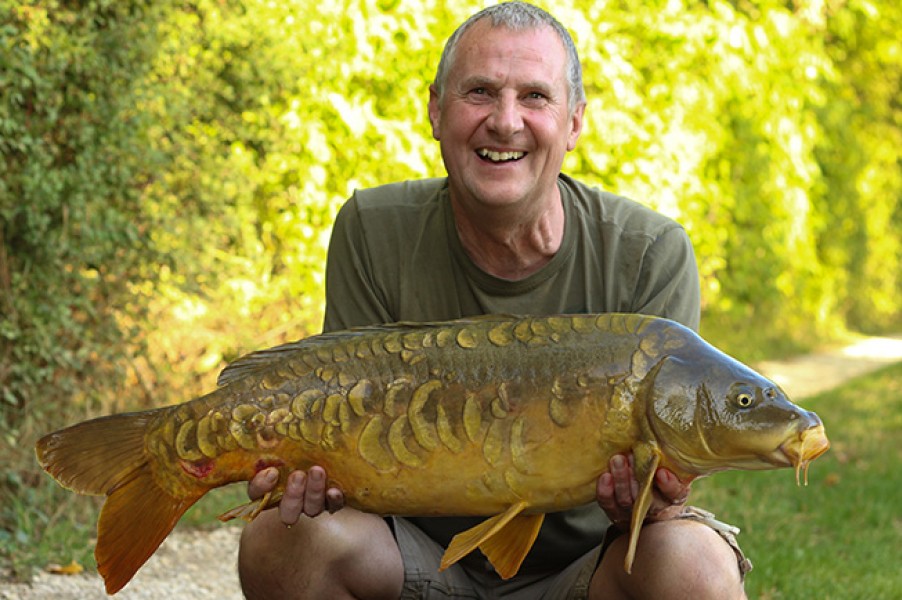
239, 2, 749, 598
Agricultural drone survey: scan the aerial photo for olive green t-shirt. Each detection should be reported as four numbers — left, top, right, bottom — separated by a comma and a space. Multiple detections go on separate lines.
322, 174, 700, 573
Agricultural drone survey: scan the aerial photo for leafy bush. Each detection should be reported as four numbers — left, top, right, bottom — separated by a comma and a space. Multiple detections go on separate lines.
0, 0, 171, 576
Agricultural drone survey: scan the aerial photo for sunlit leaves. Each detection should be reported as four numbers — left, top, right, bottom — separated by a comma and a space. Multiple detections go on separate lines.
2, 0, 900, 431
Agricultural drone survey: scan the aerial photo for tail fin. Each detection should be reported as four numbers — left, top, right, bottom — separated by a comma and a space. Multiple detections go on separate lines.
36, 412, 202, 594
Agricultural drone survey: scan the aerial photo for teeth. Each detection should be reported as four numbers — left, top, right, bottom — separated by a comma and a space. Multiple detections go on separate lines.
478, 149, 525, 162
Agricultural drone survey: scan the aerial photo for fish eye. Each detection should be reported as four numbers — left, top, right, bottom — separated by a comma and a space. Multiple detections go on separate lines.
736, 393, 754, 408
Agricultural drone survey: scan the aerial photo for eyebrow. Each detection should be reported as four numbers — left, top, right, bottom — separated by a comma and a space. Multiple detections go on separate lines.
457, 75, 556, 97
457, 75, 499, 91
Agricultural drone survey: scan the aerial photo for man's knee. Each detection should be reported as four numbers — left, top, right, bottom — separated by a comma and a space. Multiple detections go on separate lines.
593, 519, 746, 600
644, 519, 744, 590
238, 509, 403, 600
238, 510, 303, 599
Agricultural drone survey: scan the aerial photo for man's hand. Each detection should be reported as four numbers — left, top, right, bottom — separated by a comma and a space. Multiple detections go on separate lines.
248, 466, 345, 526
595, 454, 690, 528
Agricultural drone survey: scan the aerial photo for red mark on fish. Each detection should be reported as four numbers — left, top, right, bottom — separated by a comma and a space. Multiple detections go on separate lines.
179, 459, 214, 479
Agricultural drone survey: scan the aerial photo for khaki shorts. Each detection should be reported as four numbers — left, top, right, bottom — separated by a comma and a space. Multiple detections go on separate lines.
391, 506, 752, 600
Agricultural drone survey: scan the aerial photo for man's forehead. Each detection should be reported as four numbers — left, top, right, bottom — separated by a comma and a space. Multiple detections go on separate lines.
452, 22, 567, 79
459, 20, 562, 53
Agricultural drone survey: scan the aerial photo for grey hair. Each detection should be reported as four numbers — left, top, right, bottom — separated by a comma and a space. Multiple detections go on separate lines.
433, 1, 586, 113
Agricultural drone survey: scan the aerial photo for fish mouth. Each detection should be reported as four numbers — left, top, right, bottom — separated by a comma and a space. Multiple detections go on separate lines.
779, 424, 830, 485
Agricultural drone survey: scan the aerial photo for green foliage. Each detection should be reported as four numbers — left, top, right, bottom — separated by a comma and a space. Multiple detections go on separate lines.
693, 362, 902, 598
565, 0, 902, 351
0, 0, 171, 576
813, 0, 902, 333
1, 0, 900, 579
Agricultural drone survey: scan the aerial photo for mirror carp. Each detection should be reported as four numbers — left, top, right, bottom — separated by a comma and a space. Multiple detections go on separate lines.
36, 313, 830, 594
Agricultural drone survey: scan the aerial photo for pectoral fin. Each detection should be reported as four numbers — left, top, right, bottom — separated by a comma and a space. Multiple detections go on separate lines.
624, 442, 662, 573
440, 501, 544, 579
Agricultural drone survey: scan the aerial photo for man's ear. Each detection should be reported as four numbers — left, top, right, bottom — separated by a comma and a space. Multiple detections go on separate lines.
428, 84, 442, 141
566, 101, 586, 152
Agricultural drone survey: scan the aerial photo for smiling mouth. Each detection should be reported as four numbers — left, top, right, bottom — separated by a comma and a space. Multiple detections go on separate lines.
477, 149, 526, 163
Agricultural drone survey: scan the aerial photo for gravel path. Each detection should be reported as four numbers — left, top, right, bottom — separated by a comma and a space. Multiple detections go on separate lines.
756, 334, 902, 399
1, 527, 243, 599
2, 334, 901, 599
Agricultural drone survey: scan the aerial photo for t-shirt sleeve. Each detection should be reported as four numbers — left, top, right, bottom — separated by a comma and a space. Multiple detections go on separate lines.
322, 195, 395, 333
630, 226, 701, 331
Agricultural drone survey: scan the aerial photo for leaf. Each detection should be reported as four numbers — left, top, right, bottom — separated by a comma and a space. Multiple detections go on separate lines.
46, 560, 85, 576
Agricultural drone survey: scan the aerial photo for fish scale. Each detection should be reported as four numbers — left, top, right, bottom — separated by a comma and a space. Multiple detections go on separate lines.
158, 316, 640, 501
154, 315, 705, 504
35, 313, 830, 594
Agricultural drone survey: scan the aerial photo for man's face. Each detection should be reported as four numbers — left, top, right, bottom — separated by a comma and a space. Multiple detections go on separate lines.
429, 21, 585, 214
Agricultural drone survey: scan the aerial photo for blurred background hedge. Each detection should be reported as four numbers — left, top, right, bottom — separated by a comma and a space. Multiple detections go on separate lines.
1, 0, 900, 575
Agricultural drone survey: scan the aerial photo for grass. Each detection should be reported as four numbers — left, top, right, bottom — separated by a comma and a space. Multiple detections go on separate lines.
4, 361, 901, 597
692, 361, 902, 599
0, 477, 99, 579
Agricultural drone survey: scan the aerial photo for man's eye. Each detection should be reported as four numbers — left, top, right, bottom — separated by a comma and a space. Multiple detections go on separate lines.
471, 87, 487, 95
524, 92, 550, 105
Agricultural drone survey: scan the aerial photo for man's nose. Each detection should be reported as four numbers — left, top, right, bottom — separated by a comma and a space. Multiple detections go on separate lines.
486, 94, 524, 138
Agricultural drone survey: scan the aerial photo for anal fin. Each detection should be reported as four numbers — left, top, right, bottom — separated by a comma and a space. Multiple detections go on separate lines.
440, 501, 543, 579
478, 512, 544, 579
218, 489, 284, 522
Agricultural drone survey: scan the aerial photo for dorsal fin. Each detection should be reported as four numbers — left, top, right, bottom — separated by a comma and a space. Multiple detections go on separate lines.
216, 337, 340, 387
216, 315, 523, 387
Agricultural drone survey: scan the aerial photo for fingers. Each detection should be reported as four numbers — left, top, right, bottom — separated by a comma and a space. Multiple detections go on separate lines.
248, 467, 279, 501
278, 470, 307, 525
325, 487, 345, 513
596, 454, 636, 524
269, 466, 346, 526
611, 454, 639, 507
302, 467, 326, 518
655, 468, 691, 506
596, 454, 692, 525
596, 472, 620, 521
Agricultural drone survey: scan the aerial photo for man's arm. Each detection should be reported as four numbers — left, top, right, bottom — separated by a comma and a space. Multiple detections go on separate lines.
631, 226, 701, 331
323, 195, 396, 332
599, 224, 700, 522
